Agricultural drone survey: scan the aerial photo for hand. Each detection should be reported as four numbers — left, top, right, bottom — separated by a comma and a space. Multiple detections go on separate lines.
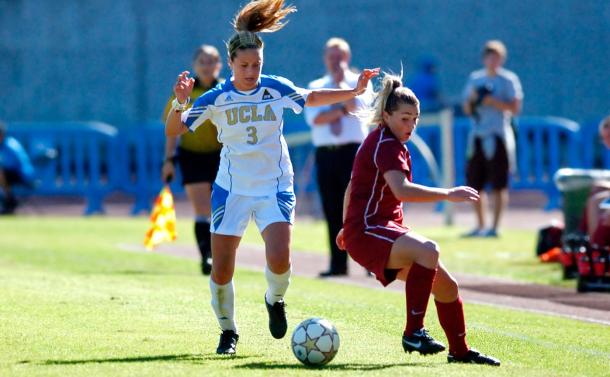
161, 160, 175, 184
336, 228, 347, 251
447, 186, 480, 203
174, 71, 195, 103
482, 95, 496, 107
354, 68, 380, 95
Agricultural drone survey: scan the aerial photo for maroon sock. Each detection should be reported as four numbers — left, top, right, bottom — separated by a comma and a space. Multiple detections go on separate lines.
435, 297, 469, 358
404, 263, 437, 336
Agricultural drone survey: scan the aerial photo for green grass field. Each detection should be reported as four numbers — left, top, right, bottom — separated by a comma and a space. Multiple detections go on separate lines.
1, 217, 608, 377
242, 218, 570, 287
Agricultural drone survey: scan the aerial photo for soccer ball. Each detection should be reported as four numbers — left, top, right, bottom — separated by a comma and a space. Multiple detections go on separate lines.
291, 317, 340, 366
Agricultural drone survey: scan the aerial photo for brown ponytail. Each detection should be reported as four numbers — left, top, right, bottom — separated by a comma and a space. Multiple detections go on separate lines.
227, 0, 297, 60
371, 73, 419, 125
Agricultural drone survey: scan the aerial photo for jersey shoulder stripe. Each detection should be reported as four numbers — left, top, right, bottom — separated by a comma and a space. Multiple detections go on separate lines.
192, 81, 229, 108
260, 75, 299, 97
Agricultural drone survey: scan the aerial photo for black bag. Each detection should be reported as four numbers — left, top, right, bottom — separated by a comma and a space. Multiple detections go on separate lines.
536, 224, 564, 256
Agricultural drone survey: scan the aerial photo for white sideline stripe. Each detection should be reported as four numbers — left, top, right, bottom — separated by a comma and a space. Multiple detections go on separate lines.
470, 323, 610, 359
465, 298, 610, 327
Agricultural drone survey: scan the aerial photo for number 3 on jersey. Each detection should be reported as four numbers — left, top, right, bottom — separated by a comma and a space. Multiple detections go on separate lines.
246, 126, 258, 145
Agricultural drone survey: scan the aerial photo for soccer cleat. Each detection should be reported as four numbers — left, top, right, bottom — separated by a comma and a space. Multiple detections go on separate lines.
402, 328, 446, 355
448, 349, 501, 366
216, 330, 239, 355
265, 297, 288, 339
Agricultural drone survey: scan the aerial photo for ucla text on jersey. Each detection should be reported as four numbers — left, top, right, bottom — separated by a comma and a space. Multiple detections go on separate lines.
181, 75, 310, 196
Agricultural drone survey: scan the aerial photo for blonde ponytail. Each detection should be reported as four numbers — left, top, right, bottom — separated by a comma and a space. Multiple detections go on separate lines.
228, 0, 297, 59
371, 73, 419, 125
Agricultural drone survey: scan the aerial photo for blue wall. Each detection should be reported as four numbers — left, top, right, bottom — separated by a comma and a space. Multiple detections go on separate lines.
1, 0, 609, 124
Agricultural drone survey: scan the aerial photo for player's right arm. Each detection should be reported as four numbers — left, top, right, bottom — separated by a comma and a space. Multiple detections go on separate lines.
165, 71, 194, 137
336, 180, 352, 251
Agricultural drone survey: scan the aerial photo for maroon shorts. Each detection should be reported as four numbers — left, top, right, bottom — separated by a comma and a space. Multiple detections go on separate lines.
344, 222, 410, 286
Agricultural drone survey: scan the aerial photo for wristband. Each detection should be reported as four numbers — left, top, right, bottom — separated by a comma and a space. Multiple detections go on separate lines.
171, 97, 190, 112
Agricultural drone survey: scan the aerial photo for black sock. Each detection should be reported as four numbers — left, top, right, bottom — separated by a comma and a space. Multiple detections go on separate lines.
194, 219, 211, 260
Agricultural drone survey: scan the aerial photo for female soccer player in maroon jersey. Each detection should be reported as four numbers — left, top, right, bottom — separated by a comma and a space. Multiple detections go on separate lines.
336, 74, 500, 366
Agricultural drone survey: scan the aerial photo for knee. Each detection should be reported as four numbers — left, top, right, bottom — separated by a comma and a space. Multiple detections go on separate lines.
211, 260, 234, 284
424, 241, 440, 265
267, 252, 291, 273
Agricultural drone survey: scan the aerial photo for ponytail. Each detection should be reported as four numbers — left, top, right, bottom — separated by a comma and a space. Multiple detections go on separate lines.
371, 73, 419, 125
227, 0, 297, 60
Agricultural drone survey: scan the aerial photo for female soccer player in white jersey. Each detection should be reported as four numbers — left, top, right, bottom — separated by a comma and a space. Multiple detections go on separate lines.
165, 0, 379, 355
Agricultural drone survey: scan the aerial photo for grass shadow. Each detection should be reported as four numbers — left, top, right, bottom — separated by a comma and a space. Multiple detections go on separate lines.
21, 353, 256, 366
234, 360, 439, 371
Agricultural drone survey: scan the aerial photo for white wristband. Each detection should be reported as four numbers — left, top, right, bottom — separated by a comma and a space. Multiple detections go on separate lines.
171, 97, 190, 112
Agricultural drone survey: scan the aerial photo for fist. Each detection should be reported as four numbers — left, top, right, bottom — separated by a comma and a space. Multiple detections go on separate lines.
354, 68, 380, 95
174, 71, 195, 103
447, 186, 480, 203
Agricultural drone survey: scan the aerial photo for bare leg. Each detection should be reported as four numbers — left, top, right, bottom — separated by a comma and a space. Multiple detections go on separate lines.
473, 191, 487, 231
185, 182, 212, 217
491, 189, 508, 231
386, 231, 439, 270
261, 222, 292, 274
210, 234, 241, 285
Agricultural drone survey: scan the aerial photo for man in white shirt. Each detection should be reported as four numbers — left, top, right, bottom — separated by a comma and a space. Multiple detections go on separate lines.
305, 38, 373, 277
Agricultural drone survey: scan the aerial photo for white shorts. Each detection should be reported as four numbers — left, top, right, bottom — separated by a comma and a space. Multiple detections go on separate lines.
210, 183, 296, 237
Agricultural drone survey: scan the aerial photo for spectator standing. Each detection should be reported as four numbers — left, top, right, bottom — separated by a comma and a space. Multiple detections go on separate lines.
462, 40, 523, 237
305, 37, 373, 277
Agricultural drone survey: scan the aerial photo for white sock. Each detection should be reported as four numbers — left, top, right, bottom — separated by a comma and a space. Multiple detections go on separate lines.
209, 279, 237, 332
265, 265, 291, 305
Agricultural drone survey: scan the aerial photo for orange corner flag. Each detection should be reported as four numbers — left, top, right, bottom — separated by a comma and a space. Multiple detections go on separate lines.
144, 186, 177, 250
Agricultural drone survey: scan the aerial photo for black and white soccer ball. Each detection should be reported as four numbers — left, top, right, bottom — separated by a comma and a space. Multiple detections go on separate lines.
291, 317, 340, 366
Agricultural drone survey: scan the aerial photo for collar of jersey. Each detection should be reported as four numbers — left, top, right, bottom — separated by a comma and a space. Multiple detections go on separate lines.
227, 76, 263, 96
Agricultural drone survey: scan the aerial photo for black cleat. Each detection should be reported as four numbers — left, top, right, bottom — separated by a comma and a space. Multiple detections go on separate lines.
448, 349, 500, 366
216, 330, 239, 355
402, 328, 446, 356
265, 297, 287, 339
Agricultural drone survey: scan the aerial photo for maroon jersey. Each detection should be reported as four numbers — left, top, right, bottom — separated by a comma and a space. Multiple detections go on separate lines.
345, 125, 412, 232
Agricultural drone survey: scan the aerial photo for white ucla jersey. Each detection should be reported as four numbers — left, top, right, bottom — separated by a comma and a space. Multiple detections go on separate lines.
182, 74, 309, 196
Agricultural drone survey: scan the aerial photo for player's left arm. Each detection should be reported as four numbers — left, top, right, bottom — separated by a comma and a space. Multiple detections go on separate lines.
306, 68, 380, 107
384, 170, 480, 203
